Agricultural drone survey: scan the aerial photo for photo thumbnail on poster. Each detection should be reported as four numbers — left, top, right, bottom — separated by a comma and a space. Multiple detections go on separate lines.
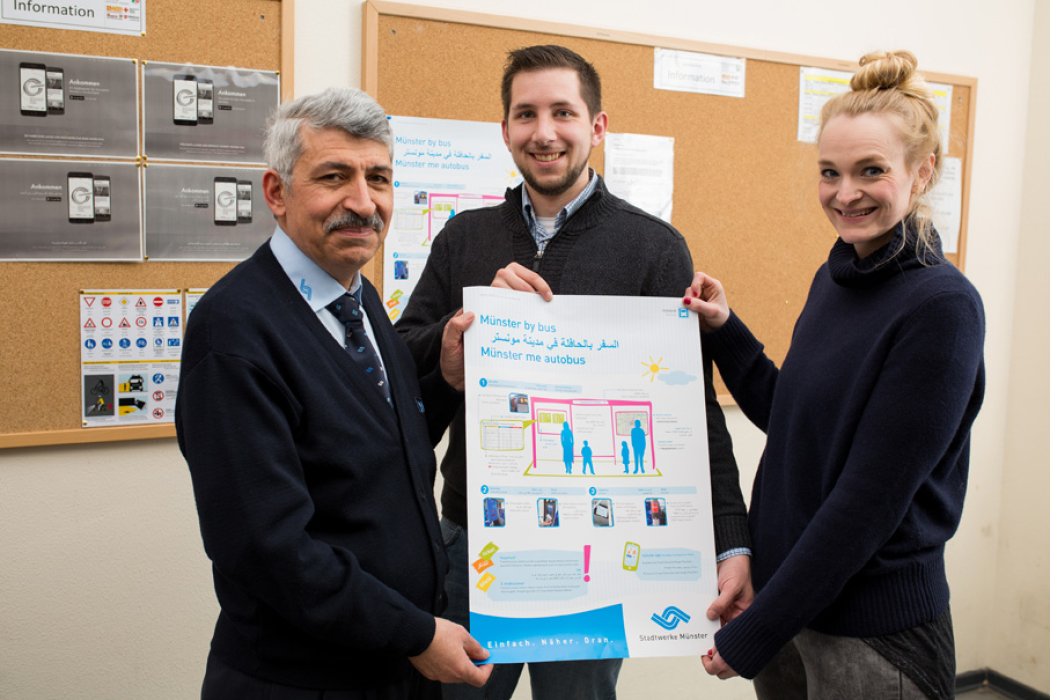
0, 158, 141, 261
0, 49, 139, 157
142, 62, 279, 164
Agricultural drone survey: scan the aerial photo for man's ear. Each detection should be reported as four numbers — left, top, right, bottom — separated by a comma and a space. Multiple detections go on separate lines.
262, 169, 287, 219
590, 111, 609, 148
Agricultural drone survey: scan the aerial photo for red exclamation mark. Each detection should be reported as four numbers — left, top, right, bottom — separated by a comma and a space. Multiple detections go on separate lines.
583, 545, 591, 582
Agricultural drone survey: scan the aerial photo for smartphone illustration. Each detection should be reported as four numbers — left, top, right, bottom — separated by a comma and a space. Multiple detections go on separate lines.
623, 542, 641, 571
67, 172, 95, 223
173, 74, 198, 125
213, 176, 238, 225
46, 67, 65, 115
236, 179, 252, 223
19, 62, 48, 117
197, 79, 214, 124
93, 176, 111, 222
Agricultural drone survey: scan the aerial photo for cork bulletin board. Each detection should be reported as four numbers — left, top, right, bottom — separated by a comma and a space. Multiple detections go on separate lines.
363, 1, 977, 401
0, 0, 294, 448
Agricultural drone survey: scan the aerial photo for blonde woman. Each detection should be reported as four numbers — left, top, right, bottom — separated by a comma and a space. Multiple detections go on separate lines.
684, 51, 985, 699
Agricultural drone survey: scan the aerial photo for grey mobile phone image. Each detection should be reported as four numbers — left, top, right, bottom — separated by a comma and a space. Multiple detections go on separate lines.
236, 180, 252, 223
93, 176, 111, 222
46, 67, 64, 115
197, 79, 214, 124
213, 176, 238, 225
173, 74, 198, 125
67, 172, 95, 223
19, 62, 48, 117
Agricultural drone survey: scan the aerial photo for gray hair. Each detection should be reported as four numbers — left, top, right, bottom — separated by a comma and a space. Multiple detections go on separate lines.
263, 87, 394, 185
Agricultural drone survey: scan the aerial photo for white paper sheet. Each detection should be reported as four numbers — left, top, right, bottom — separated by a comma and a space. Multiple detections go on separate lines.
603, 133, 675, 223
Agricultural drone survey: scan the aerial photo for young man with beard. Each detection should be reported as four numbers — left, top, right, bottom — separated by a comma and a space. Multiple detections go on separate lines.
396, 46, 754, 700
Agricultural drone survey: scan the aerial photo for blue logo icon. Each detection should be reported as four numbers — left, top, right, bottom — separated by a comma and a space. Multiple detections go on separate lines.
678, 308, 690, 318
136, 338, 148, 348
152, 374, 164, 384
119, 338, 130, 348
651, 606, 691, 630
102, 339, 113, 349
167, 317, 179, 327
84, 339, 96, 349
153, 317, 164, 327
392, 252, 399, 259
167, 338, 180, 347
480, 485, 489, 495
479, 378, 488, 387
589, 487, 597, 496
299, 278, 312, 301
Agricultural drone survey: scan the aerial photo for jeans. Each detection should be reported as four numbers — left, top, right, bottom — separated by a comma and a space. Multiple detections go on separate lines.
753, 627, 929, 700
439, 518, 622, 700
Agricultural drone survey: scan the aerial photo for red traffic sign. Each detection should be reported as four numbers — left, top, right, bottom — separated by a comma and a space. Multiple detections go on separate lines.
102, 297, 112, 307
153, 297, 164, 307
153, 391, 164, 401
152, 408, 165, 419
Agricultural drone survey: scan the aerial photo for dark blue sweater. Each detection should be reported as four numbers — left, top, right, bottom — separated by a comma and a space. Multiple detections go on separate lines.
176, 242, 461, 690
707, 226, 985, 679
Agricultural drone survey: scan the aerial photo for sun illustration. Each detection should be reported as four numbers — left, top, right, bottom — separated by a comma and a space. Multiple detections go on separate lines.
641, 356, 668, 382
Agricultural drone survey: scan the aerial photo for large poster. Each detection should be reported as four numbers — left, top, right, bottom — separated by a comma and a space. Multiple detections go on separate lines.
462, 288, 720, 664
0, 49, 139, 157
383, 116, 521, 321
142, 61, 279, 164
144, 164, 270, 261
0, 158, 141, 260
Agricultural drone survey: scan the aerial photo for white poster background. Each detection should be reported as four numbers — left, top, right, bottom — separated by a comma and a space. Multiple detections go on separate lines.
797, 66, 853, 143
929, 156, 962, 254
798, 68, 954, 153
603, 133, 675, 223
384, 116, 521, 321
462, 288, 719, 664
1, 0, 143, 36
80, 289, 182, 426
653, 48, 745, 98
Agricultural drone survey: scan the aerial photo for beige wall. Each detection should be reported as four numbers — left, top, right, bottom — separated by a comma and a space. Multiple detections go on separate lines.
993, 0, 1050, 688
0, 1, 1044, 697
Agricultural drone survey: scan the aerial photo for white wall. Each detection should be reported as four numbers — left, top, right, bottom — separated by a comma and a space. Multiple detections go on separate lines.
0, 1, 1042, 698
993, 0, 1050, 690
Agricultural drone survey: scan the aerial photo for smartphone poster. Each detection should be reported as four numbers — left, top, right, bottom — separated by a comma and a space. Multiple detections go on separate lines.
0, 158, 141, 260
142, 62, 279, 164
143, 164, 270, 261
462, 288, 720, 664
0, 49, 139, 157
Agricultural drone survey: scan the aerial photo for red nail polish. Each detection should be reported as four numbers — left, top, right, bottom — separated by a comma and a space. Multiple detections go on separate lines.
707, 648, 715, 656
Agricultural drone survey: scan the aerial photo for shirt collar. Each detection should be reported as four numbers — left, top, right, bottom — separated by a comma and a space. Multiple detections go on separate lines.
269, 226, 362, 312
521, 168, 599, 233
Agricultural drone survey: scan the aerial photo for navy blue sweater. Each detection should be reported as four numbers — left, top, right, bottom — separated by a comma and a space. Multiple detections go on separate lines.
176, 242, 461, 690
707, 226, 985, 679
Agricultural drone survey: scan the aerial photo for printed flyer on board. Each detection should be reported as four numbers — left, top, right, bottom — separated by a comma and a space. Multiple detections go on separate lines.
462, 287, 720, 663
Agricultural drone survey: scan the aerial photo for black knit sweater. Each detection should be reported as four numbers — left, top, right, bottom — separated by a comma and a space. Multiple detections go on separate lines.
707, 225, 986, 679
396, 177, 751, 555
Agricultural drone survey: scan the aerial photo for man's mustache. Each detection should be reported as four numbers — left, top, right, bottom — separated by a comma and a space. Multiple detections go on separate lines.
324, 211, 385, 234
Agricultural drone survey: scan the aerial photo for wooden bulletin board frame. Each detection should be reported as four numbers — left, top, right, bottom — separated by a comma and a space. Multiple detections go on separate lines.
0, 0, 296, 449
363, 1, 977, 402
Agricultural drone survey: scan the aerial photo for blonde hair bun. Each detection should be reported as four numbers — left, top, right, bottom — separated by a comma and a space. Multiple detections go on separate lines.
851, 50, 934, 102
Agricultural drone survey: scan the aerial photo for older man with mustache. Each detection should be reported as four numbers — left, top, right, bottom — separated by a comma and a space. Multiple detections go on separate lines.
176, 87, 489, 700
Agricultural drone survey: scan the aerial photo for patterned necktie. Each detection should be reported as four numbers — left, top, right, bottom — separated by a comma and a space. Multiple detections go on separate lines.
325, 292, 392, 405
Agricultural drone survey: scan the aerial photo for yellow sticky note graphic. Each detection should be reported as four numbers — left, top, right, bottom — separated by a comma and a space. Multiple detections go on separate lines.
476, 573, 496, 591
